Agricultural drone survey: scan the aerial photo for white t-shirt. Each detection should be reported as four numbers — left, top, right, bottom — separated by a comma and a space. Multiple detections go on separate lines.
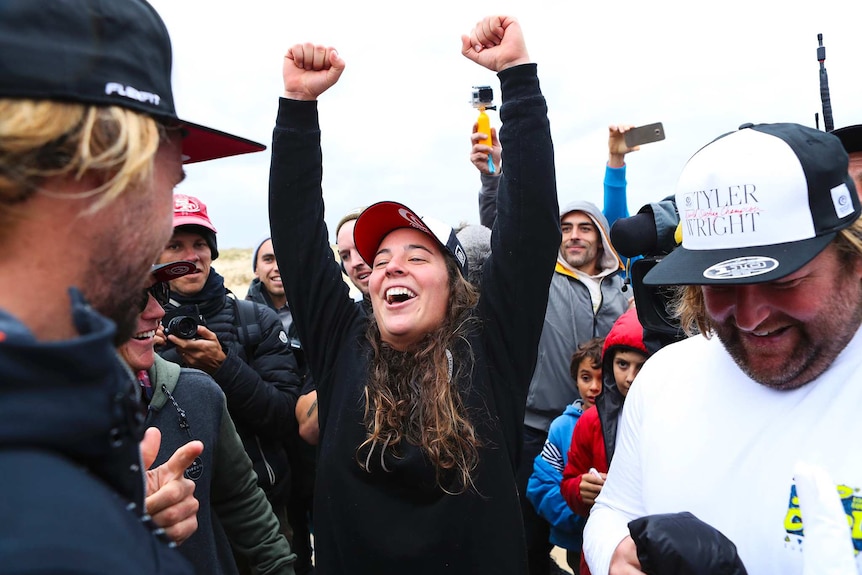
583, 328, 862, 574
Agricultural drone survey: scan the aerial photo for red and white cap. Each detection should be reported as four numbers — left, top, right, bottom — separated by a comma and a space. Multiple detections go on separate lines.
172, 194, 217, 233
353, 201, 468, 278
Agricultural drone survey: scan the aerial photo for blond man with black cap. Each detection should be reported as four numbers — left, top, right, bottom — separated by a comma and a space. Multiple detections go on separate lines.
583, 123, 862, 575
0, 0, 264, 573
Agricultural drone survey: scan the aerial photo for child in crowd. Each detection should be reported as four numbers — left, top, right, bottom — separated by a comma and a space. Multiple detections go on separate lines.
526, 337, 605, 573
560, 307, 650, 575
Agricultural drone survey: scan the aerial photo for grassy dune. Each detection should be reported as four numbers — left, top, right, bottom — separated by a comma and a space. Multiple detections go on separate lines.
215, 246, 363, 301
216, 248, 256, 297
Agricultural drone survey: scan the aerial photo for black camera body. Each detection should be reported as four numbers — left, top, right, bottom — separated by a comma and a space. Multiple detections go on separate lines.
163, 315, 201, 339
161, 304, 205, 340
610, 197, 686, 354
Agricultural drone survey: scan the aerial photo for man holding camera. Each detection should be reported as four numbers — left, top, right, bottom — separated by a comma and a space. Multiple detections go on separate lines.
157, 194, 302, 557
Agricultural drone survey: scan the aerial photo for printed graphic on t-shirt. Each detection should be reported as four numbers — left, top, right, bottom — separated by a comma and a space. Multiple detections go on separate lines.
783, 482, 862, 554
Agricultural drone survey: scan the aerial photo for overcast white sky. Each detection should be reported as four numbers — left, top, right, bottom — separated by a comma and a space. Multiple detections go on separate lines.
149, 0, 862, 250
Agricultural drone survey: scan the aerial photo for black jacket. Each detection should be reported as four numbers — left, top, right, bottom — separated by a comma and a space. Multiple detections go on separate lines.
159, 277, 301, 505
269, 64, 560, 574
0, 289, 191, 573
246, 278, 311, 386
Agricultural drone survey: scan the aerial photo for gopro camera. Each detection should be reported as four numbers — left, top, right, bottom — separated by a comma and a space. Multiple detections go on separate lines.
471, 85, 495, 109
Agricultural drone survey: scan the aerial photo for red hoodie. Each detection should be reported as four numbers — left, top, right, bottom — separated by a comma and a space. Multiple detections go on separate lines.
560, 308, 647, 575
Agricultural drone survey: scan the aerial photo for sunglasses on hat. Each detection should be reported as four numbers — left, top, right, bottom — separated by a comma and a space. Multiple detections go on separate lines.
139, 281, 171, 311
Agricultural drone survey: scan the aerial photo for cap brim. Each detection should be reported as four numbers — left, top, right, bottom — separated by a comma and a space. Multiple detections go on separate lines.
354, 201, 432, 266
173, 215, 217, 233
179, 119, 266, 164
151, 261, 196, 282
831, 124, 862, 155
643, 234, 834, 286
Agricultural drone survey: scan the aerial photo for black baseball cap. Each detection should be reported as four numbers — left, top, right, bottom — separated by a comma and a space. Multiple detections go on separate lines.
0, 0, 265, 164
831, 124, 862, 155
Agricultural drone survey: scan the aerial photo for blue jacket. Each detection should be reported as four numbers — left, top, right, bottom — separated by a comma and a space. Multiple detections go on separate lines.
0, 289, 191, 573
526, 400, 588, 550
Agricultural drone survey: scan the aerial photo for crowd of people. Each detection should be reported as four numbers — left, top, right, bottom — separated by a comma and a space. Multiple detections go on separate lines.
3, 1, 862, 575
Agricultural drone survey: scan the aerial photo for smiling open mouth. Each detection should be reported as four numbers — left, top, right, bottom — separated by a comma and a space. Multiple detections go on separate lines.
386, 287, 417, 304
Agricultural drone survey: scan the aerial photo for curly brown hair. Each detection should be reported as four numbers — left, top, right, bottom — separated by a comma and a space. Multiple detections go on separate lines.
359, 254, 482, 494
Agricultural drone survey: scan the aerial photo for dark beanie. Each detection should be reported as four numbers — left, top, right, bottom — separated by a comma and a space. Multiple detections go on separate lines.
175, 224, 218, 260
252, 237, 271, 272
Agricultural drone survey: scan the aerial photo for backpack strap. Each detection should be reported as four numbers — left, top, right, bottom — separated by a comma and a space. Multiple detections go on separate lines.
230, 296, 262, 360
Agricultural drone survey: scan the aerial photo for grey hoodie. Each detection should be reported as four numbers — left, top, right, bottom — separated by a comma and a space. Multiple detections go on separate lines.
524, 200, 628, 432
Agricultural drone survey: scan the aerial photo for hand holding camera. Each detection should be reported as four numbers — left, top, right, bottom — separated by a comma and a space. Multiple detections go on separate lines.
168, 324, 227, 376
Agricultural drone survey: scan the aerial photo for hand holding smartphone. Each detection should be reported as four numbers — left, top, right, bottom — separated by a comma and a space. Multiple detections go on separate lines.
624, 122, 666, 148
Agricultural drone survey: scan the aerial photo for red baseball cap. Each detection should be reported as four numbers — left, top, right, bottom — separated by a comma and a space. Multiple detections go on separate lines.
353, 201, 468, 278
172, 194, 217, 233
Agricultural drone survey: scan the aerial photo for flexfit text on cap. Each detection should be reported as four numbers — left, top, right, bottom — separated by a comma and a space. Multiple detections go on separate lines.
0, 0, 265, 164
644, 123, 860, 286
353, 201, 469, 278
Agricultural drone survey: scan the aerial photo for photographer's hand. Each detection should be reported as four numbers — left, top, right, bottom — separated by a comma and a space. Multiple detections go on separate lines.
470, 124, 502, 175
461, 15, 530, 72
283, 43, 344, 101
169, 326, 226, 375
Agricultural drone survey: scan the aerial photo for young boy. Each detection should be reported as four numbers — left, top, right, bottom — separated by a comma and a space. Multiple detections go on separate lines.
526, 337, 605, 572
560, 308, 650, 575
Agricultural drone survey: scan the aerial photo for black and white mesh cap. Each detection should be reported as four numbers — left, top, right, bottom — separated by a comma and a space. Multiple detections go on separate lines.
645, 123, 860, 286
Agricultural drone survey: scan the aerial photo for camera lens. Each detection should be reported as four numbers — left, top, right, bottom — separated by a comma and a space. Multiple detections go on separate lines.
166, 316, 198, 339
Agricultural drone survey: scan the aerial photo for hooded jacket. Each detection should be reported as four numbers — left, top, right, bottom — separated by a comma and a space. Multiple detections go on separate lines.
0, 289, 191, 574
596, 307, 649, 464
526, 400, 588, 550
560, 308, 649, 517
523, 200, 628, 432
146, 355, 296, 575
560, 307, 649, 575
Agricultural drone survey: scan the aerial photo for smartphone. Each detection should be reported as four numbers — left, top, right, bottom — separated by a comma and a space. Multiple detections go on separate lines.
624, 122, 665, 148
